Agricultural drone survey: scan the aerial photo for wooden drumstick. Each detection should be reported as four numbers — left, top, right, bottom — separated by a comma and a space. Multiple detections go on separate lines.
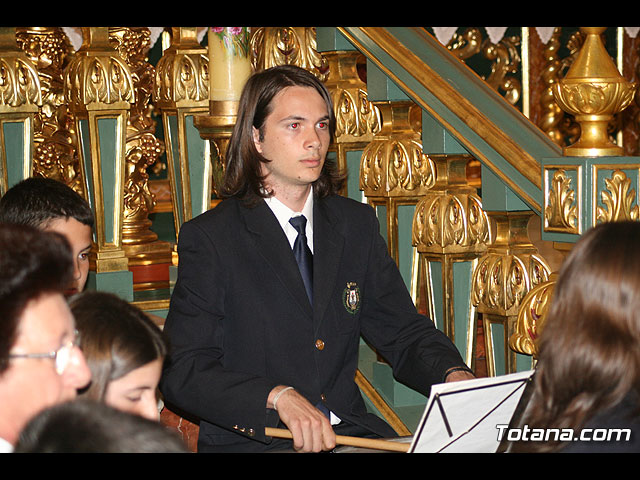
265, 427, 410, 452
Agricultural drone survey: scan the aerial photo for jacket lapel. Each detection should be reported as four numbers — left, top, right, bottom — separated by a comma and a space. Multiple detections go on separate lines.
312, 198, 344, 332
239, 199, 313, 319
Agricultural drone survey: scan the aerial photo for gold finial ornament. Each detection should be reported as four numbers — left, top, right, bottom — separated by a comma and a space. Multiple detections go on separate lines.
552, 27, 637, 156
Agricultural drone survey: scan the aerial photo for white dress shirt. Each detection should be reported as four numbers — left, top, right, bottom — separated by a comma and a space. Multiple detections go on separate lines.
264, 189, 314, 253
0, 436, 13, 453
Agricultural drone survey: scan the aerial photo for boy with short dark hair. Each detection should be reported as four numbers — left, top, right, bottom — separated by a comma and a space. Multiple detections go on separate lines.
0, 177, 94, 296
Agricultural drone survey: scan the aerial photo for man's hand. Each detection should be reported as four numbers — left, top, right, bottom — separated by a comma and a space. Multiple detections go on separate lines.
268, 385, 336, 452
444, 368, 475, 383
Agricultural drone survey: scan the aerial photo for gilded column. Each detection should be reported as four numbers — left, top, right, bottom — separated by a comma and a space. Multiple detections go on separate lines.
471, 212, 551, 376
15, 27, 82, 194
323, 50, 380, 198
361, 101, 435, 276
64, 26, 134, 300
0, 27, 41, 194
109, 27, 171, 291
412, 154, 490, 365
153, 27, 210, 257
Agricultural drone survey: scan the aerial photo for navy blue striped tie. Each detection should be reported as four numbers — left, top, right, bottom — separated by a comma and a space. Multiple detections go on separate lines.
289, 215, 313, 304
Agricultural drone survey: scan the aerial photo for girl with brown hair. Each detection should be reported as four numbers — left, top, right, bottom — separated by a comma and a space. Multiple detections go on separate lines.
510, 221, 640, 452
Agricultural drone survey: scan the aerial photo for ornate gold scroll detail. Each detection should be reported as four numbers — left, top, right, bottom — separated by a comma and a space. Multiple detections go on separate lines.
544, 168, 579, 233
64, 50, 133, 108
16, 27, 82, 193
472, 251, 550, 314
154, 28, 209, 107
360, 102, 435, 197
323, 51, 380, 142
0, 29, 41, 110
413, 192, 489, 252
447, 27, 521, 106
250, 27, 327, 80
510, 276, 556, 358
596, 169, 640, 223
482, 34, 521, 105
472, 212, 551, 316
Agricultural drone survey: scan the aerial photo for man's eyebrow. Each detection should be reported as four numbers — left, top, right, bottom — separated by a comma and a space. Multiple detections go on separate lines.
278, 114, 330, 123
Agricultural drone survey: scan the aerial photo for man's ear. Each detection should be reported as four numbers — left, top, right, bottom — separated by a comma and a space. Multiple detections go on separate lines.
252, 126, 262, 154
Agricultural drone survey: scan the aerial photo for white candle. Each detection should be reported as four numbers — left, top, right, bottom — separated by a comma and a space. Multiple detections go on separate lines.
208, 27, 252, 102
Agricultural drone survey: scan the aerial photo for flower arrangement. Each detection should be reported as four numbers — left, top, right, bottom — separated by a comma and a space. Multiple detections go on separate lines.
209, 27, 250, 58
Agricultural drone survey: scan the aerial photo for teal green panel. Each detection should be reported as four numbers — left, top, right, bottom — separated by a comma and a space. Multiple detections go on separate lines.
345, 149, 363, 202
372, 360, 427, 407
481, 164, 530, 212
397, 204, 415, 290
421, 110, 467, 155
148, 211, 175, 244
490, 323, 507, 376
87, 270, 133, 302
185, 114, 208, 218
516, 352, 534, 372
316, 27, 356, 52
428, 260, 443, 330
3, 122, 26, 188
366, 60, 408, 102
97, 117, 118, 244
452, 261, 473, 356
165, 114, 184, 226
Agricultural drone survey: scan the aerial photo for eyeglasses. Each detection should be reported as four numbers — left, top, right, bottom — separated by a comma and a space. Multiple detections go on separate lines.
8, 329, 79, 375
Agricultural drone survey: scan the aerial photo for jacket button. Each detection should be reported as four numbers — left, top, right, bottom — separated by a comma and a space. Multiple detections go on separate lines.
315, 339, 325, 350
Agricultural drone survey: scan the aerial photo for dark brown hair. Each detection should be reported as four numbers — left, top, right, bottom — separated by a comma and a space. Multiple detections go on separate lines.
0, 177, 94, 229
70, 291, 168, 401
221, 65, 345, 206
0, 223, 73, 374
511, 221, 640, 452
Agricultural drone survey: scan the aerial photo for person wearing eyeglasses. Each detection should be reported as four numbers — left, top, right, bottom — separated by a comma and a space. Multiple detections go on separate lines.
0, 223, 92, 452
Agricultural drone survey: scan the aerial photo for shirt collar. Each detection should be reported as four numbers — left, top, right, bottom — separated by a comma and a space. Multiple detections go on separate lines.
264, 188, 314, 234
0, 436, 13, 453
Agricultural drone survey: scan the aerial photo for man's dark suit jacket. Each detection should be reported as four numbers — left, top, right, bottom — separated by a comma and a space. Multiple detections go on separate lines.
160, 193, 467, 452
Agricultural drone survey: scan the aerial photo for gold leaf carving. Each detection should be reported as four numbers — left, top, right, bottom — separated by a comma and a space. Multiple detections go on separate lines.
544, 169, 578, 233
596, 169, 640, 223
555, 81, 635, 116
154, 50, 209, 105
64, 55, 134, 107
510, 278, 556, 357
413, 193, 490, 250
0, 56, 41, 108
250, 27, 327, 80
360, 138, 435, 196
472, 253, 550, 314
332, 87, 380, 139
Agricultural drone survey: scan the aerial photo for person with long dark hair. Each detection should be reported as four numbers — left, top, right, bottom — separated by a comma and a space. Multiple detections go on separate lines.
160, 65, 472, 453
70, 291, 168, 422
510, 221, 640, 453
